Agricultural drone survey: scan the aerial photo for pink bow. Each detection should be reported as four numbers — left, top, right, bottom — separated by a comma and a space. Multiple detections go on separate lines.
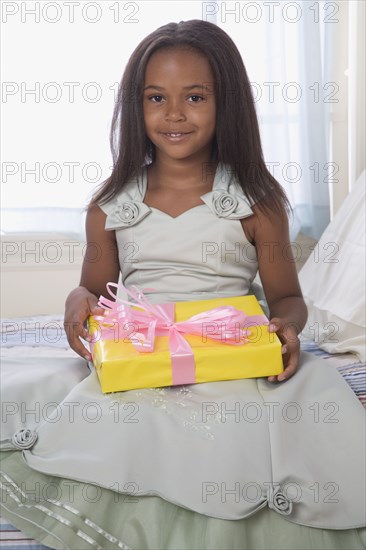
93, 283, 268, 385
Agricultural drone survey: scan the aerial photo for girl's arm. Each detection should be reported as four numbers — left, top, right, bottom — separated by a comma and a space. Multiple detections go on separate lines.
64, 204, 120, 359
248, 205, 308, 382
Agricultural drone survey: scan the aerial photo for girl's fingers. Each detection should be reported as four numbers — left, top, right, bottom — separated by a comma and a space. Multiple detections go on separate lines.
67, 334, 92, 361
268, 338, 299, 382
277, 361, 297, 381
64, 321, 93, 360
268, 317, 282, 333
72, 339, 92, 361
267, 319, 283, 381
63, 296, 103, 361
268, 361, 297, 383
85, 307, 106, 343
91, 306, 105, 316
277, 346, 300, 381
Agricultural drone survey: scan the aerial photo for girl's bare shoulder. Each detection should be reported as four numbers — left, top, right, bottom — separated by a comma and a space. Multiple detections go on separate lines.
80, 204, 119, 296
86, 203, 116, 240
241, 202, 289, 246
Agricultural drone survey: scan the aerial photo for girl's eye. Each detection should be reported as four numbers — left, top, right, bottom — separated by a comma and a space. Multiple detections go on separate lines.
148, 95, 164, 103
188, 95, 204, 103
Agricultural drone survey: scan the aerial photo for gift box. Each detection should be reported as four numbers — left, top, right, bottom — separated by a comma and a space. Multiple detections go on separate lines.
88, 284, 284, 393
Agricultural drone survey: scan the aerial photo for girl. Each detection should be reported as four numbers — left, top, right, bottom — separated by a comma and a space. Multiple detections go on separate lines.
2, 20, 365, 550
66, 20, 306, 383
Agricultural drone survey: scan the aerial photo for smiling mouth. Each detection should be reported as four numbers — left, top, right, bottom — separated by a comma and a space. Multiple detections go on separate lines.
164, 132, 191, 136
161, 132, 193, 141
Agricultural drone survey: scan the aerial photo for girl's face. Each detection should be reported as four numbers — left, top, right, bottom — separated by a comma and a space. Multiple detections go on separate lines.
143, 47, 216, 165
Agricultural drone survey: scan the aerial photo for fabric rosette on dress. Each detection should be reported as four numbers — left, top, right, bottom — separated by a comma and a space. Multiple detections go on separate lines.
105, 200, 152, 230
11, 429, 38, 450
201, 188, 254, 219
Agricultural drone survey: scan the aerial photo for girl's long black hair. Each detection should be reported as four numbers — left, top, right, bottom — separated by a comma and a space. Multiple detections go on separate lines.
91, 19, 291, 215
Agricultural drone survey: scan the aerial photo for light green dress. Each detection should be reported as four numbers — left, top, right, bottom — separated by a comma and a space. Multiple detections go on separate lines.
1, 164, 365, 549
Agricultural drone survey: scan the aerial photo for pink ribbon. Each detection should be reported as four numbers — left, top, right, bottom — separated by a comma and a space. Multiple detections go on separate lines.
93, 283, 268, 385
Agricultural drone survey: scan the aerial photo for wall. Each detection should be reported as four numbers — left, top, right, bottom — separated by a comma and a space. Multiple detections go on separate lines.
1, 234, 84, 317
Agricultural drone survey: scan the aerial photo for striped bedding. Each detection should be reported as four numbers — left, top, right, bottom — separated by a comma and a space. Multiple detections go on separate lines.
300, 338, 366, 407
0, 516, 48, 549
1, 314, 365, 549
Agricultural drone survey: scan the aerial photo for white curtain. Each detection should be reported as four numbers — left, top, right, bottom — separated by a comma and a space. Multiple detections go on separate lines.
329, 0, 365, 216
214, 0, 336, 239
1, 1, 204, 239
2, 1, 360, 240
348, 0, 366, 191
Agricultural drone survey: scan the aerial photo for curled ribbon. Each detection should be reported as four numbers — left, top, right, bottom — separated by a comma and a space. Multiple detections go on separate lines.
93, 283, 268, 385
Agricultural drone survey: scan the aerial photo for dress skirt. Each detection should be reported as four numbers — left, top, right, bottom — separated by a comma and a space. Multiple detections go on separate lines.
1, 352, 365, 550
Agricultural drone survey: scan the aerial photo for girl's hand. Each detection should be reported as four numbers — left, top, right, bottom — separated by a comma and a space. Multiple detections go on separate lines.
64, 287, 105, 361
267, 317, 300, 383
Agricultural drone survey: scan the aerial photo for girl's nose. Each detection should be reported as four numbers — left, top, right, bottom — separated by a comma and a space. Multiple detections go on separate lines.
165, 100, 186, 122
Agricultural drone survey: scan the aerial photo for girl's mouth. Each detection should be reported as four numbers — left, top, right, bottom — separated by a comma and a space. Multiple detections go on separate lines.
161, 132, 192, 141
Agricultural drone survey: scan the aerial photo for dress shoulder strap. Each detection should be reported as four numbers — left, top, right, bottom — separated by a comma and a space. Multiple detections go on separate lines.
99, 163, 256, 231
200, 163, 255, 219
98, 170, 152, 230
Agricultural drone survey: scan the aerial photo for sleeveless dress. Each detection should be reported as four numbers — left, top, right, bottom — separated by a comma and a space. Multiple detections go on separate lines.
1, 163, 365, 550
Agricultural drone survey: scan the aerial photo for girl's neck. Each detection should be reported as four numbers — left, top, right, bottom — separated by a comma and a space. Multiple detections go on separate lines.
148, 159, 218, 191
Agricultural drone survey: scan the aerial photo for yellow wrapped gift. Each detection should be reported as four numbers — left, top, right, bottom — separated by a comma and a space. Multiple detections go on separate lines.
88, 283, 283, 393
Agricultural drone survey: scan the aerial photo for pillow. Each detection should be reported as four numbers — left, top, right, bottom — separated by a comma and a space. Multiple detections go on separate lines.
299, 171, 366, 361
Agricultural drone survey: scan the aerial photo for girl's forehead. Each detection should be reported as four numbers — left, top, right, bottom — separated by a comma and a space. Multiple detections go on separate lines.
150, 44, 201, 56
144, 47, 214, 78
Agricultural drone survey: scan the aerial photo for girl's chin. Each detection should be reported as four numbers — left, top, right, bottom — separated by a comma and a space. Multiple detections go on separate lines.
151, 143, 214, 164
154, 152, 209, 163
